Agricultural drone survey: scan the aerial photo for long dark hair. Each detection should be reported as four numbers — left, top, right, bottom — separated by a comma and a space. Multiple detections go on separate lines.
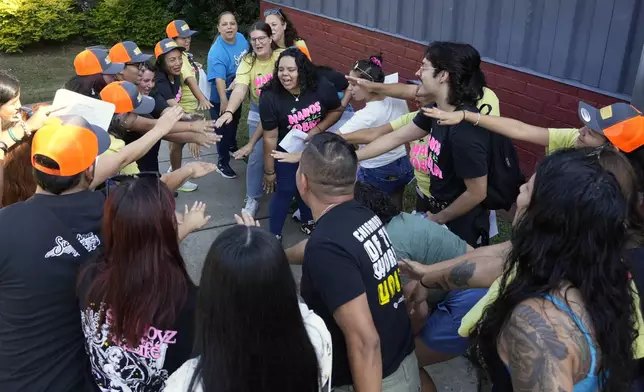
354, 181, 400, 224
2, 135, 35, 206
424, 41, 486, 108
64, 74, 108, 99
81, 177, 189, 348
471, 148, 637, 391
266, 8, 302, 47
263, 47, 318, 94
0, 71, 20, 105
189, 225, 319, 392
240, 21, 279, 71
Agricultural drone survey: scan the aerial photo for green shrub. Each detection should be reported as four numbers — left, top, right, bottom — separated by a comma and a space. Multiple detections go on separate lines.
167, 0, 259, 40
0, 0, 84, 53
86, 0, 174, 47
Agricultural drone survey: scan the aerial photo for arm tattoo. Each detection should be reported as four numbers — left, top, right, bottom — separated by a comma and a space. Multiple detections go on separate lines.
500, 304, 570, 392
447, 260, 476, 288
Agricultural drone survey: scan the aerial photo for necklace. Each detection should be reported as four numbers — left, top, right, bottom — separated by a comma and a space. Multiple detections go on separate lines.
316, 203, 338, 223
290, 91, 301, 102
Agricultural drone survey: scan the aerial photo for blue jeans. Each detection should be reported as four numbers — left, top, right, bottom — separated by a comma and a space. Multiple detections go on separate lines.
269, 160, 312, 236
209, 102, 241, 165
357, 156, 414, 195
246, 105, 264, 200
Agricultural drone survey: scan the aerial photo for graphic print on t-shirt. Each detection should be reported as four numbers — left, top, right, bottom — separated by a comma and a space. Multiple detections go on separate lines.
351, 215, 404, 308
45, 236, 80, 258
288, 101, 323, 133
410, 137, 430, 175
427, 131, 444, 179
82, 306, 178, 392
254, 73, 273, 97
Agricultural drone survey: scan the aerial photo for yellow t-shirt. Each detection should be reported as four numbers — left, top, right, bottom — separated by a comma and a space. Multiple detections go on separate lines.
100, 135, 139, 175
547, 128, 579, 155
458, 275, 644, 359
235, 49, 284, 105
394, 87, 502, 198
179, 52, 198, 113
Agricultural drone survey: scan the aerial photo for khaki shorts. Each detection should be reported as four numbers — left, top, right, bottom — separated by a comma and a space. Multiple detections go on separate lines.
333, 353, 421, 392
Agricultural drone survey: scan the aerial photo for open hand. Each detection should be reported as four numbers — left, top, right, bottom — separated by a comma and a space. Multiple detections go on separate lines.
197, 98, 213, 111
155, 106, 184, 136
182, 201, 211, 232
188, 143, 201, 159
214, 112, 233, 128
271, 150, 301, 163
185, 161, 218, 179
397, 258, 427, 281
233, 143, 253, 160
263, 172, 276, 194
421, 107, 465, 126
234, 210, 261, 227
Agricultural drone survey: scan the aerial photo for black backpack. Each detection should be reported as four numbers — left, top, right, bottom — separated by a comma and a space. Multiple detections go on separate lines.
478, 104, 525, 210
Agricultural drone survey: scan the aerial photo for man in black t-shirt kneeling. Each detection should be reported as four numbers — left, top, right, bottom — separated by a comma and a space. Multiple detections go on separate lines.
297, 133, 419, 392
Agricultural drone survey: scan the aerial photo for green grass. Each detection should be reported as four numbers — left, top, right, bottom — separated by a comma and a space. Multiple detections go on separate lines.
0, 41, 511, 243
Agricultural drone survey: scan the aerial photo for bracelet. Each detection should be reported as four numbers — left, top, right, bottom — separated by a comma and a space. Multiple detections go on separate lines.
0, 141, 8, 154
224, 110, 234, 117
7, 127, 20, 143
473, 112, 481, 127
419, 277, 432, 290
264, 171, 275, 175
461, 110, 466, 122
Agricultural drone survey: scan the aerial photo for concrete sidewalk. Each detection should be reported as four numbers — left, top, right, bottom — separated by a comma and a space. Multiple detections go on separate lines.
159, 142, 479, 391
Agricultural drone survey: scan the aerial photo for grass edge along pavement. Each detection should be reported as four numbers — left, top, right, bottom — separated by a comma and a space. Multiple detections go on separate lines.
0, 41, 512, 243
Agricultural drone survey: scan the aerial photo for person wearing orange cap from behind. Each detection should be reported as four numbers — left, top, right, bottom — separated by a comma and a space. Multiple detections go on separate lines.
64, 48, 124, 99
0, 115, 110, 392
108, 41, 153, 85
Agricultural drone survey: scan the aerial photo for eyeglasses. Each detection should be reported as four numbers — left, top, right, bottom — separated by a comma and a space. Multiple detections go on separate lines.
105, 171, 161, 197
352, 62, 374, 81
125, 62, 145, 70
250, 36, 271, 44
264, 8, 283, 18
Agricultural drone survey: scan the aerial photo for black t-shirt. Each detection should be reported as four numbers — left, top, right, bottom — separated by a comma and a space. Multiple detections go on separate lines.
259, 77, 341, 145
151, 72, 181, 119
412, 106, 490, 202
120, 113, 162, 173
78, 263, 197, 391
316, 67, 349, 92
300, 200, 414, 387
0, 191, 105, 392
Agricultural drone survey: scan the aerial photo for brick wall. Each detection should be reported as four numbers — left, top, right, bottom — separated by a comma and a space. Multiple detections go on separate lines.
260, 1, 623, 175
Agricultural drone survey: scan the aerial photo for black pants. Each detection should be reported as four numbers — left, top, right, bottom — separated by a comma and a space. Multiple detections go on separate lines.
210, 102, 241, 165
423, 192, 490, 247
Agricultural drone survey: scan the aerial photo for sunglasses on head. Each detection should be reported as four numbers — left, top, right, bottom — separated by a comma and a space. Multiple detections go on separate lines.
264, 8, 283, 18
352, 62, 374, 82
105, 171, 161, 197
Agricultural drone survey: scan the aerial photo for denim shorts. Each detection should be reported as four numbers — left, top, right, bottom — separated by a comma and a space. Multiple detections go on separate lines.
419, 289, 487, 355
333, 353, 420, 392
358, 156, 414, 195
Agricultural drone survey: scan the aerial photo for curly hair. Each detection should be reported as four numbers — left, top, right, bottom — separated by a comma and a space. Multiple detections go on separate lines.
262, 47, 318, 94
353, 182, 400, 224
424, 42, 486, 108
470, 148, 637, 391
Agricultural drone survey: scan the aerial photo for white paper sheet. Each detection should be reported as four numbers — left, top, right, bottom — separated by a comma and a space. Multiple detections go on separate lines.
384, 73, 399, 84
52, 89, 115, 131
278, 128, 308, 153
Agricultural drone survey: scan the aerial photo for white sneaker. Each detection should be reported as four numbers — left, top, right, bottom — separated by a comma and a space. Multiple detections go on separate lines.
242, 197, 260, 218
167, 167, 199, 192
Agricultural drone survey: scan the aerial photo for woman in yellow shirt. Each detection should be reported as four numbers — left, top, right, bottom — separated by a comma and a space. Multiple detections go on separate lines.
215, 21, 283, 218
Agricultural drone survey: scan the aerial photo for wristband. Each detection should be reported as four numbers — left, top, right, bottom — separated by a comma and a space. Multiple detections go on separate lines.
7, 127, 20, 143
0, 141, 8, 153
264, 171, 275, 175
419, 277, 433, 290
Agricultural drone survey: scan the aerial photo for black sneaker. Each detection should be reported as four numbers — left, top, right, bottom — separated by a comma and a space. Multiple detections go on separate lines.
216, 162, 237, 179
300, 221, 316, 236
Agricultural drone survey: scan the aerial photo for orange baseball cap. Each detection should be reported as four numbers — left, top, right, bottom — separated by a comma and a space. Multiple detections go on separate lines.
100, 81, 155, 114
579, 101, 644, 153
166, 20, 198, 39
31, 115, 110, 176
109, 41, 152, 64
154, 38, 186, 59
74, 48, 124, 76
